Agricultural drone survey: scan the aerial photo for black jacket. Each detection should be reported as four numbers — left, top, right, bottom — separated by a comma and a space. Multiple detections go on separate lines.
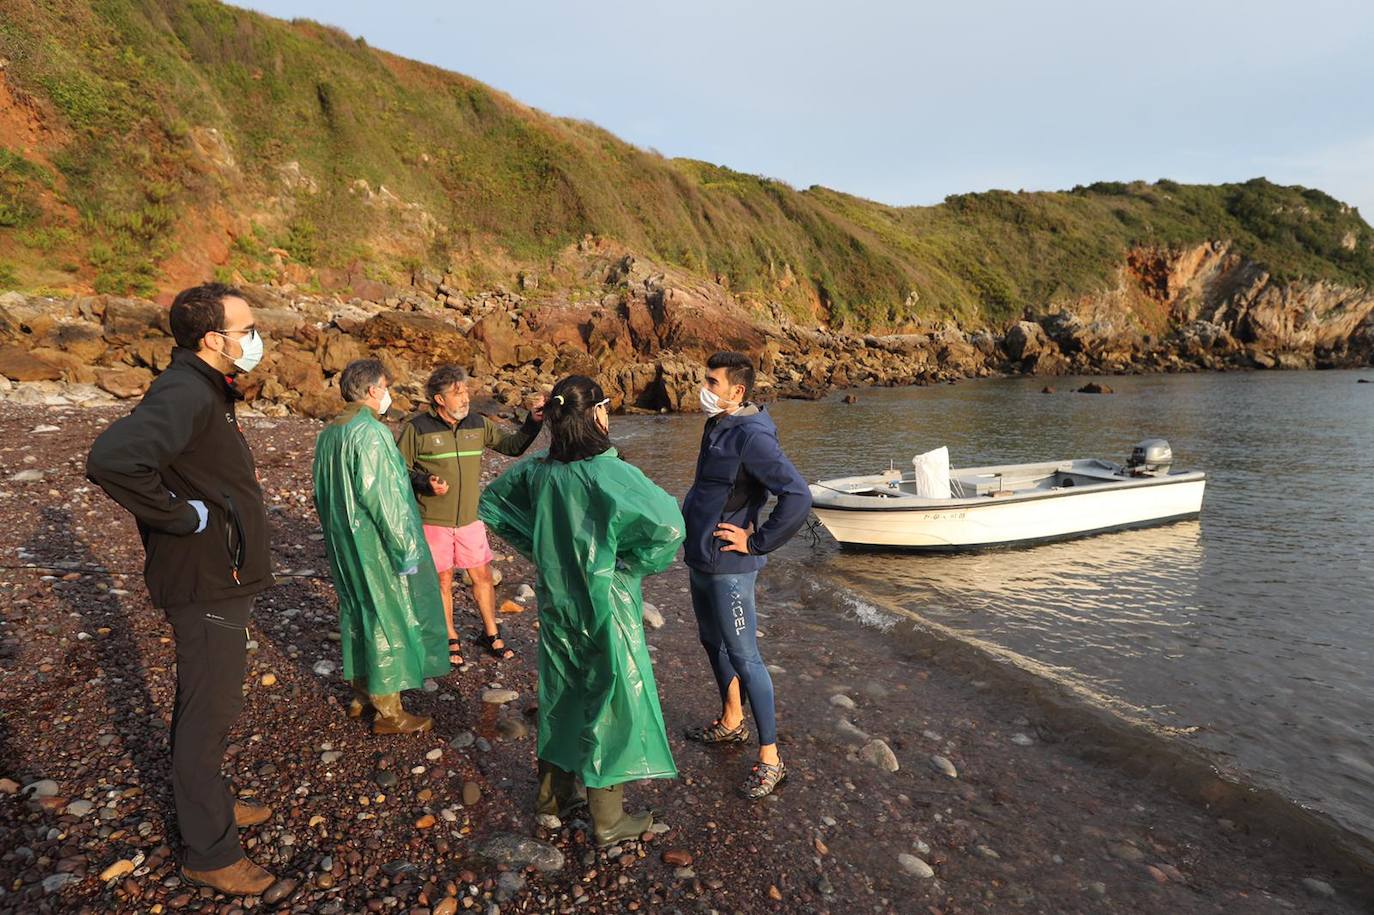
87, 348, 274, 608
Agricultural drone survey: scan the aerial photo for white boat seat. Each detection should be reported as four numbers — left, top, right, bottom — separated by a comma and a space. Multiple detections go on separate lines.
953, 475, 1006, 496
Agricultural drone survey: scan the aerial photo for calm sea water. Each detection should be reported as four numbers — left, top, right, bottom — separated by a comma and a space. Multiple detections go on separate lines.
614, 368, 1374, 841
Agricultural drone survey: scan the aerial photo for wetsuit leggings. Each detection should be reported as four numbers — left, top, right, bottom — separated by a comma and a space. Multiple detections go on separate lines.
688, 568, 777, 746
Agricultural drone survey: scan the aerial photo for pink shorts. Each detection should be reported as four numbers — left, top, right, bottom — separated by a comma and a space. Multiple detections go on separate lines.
423, 521, 494, 573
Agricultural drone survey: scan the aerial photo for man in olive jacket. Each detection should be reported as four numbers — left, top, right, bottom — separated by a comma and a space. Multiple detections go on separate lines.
86, 283, 277, 896
398, 364, 543, 664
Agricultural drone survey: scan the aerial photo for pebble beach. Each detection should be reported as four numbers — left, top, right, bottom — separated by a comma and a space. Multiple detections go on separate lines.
0, 402, 1362, 914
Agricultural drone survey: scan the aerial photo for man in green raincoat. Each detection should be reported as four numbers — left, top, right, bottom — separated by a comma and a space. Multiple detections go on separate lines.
479, 374, 683, 845
312, 358, 450, 734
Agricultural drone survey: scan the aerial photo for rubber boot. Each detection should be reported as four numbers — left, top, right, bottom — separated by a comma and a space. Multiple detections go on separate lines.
347, 679, 372, 719
534, 760, 560, 816
535, 760, 587, 818
587, 784, 652, 847
562, 772, 588, 817
371, 693, 432, 735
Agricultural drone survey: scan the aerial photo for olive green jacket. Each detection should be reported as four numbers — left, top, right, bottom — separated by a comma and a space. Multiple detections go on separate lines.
397, 406, 543, 528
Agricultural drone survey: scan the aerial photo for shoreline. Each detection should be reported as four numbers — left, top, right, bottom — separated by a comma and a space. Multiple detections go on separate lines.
0, 401, 1366, 913
2, 357, 1370, 420
817, 577, 1374, 897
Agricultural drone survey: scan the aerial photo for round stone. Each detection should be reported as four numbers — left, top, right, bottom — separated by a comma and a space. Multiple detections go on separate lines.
898, 854, 934, 879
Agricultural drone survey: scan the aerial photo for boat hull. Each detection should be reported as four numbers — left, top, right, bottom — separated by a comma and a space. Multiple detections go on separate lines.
812, 476, 1206, 552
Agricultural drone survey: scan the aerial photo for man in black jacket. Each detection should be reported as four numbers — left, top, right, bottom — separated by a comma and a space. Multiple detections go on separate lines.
87, 283, 277, 896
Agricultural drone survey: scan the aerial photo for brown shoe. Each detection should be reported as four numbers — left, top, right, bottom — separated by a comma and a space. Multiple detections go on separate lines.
373, 709, 433, 735
234, 800, 273, 827
371, 693, 433, 735
181, 857, 275, 895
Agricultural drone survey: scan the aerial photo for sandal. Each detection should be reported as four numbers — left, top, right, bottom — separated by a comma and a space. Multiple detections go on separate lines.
478, 626, 515, 660
684, 719, 750, 744
448, 638, 464, 667
742, 760, 787, 799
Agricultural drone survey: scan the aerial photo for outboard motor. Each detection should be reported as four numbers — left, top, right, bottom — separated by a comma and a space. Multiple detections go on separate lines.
1126, 438, 1173, 475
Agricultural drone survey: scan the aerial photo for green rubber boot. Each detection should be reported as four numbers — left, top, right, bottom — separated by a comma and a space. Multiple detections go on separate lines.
535, 760, 587, 821
535, 760, 559, 816
588, 784, 652, 847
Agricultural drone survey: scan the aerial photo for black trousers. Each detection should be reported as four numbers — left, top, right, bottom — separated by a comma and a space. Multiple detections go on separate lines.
165, 596, 254, 871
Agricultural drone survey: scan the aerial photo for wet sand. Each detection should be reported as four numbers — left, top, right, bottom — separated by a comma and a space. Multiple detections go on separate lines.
0, 403, 1363, 914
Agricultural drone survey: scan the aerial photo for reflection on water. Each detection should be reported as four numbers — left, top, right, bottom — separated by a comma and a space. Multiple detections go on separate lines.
821, 520, 1203, 612
618, 368, 1374, 842
810, 521, 1208, 725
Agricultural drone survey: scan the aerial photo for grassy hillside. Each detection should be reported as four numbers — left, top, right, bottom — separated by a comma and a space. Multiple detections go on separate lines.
1, 0, 1372, 328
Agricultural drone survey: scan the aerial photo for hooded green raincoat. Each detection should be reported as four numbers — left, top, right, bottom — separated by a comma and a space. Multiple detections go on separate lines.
312, 403, 449, 695
479, 448, 684, 788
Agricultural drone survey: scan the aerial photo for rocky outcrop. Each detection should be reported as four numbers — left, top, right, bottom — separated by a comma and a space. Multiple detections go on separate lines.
0, 284, 966, 416
0, 241, 1370, 415
1124, 242, 1374, 370
0, 345, 62, 382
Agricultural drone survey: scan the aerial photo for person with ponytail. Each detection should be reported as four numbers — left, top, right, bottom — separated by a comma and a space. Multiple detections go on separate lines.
478, 375, 684, 845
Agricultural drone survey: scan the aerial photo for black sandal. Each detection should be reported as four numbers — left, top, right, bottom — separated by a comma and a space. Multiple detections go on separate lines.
448, 638, 464, 666
478, 627, 515, 660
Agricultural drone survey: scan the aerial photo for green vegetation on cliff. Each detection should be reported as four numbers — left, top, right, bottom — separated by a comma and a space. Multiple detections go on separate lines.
1, 0, 1371, 325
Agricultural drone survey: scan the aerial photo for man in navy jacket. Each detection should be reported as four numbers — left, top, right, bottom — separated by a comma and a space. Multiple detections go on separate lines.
681, 351, 812, 799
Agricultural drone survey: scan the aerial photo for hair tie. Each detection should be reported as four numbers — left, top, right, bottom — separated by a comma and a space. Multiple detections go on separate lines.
554, 394, 565, 405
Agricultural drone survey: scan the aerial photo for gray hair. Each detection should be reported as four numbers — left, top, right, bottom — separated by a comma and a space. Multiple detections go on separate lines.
339, 358, 389, 403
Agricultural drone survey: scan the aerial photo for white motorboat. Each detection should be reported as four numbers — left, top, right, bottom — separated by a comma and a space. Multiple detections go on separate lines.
810, 439, 1206, 551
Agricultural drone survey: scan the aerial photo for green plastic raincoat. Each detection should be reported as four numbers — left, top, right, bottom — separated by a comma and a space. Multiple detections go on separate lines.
479, 448, 684, 788
312, 403, 449, 695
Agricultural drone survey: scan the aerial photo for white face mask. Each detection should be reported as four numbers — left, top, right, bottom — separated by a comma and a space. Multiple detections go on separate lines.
699, 386, 725, 417
376, 388, 392, 416
219, 330, 264, 373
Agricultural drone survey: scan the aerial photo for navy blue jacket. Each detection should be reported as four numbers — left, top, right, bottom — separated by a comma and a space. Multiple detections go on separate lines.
682, 406, 813, 574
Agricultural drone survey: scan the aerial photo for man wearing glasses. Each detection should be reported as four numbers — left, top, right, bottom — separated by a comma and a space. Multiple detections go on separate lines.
87, 283, 278, 896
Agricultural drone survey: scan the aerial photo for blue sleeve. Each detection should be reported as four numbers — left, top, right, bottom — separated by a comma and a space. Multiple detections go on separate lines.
740, 430, 812, 555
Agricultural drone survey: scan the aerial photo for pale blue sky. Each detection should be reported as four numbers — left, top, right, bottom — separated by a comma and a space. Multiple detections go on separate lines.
234, 0, 1374, 222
